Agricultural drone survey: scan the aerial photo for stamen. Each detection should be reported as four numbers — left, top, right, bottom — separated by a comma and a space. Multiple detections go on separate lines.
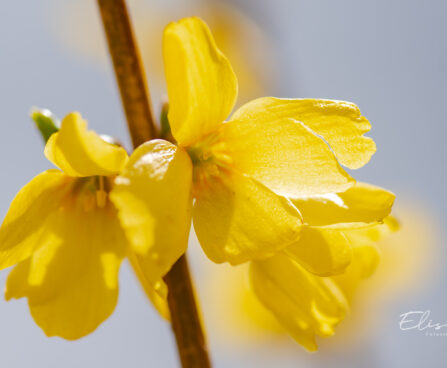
187, 131, 233, 194
96, 176, 107, 208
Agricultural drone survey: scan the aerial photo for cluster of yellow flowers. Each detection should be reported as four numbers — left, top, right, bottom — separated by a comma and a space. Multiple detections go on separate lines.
0, 17, 395, 350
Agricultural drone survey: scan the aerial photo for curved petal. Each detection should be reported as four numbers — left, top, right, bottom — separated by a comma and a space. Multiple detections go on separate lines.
230, 97, 375, 169
293, 182, 395, 226
0, 170, 70, 270
5, 203, 127, 340
193, 171, 303, 265
222, 113, 354, 197
44, 112, 128, 177
285, 226, 352, 276
163, 17, 238, 146
110, 140, 193, 287
127, 252, 170, 320
250, 253, 348, 351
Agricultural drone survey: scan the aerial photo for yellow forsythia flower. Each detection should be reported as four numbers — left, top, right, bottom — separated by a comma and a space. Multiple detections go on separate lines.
120, 16, 395, 350
0, 113, 191, 338
129, 16, 387, 268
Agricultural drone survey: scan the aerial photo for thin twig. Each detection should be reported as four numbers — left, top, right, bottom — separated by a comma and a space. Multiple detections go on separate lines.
97, 0, 156, 147
96, 1, 211, 366
164, 256, 211, 368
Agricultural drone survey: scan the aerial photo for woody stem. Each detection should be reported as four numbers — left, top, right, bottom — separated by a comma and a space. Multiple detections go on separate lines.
96, 1, 211, 367
96, 0, 155, 147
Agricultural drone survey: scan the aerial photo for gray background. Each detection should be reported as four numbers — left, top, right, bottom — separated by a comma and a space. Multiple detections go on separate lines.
0, 0, 445, 367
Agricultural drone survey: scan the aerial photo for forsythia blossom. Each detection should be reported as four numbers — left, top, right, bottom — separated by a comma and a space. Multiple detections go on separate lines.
0, 113, 191, 338
123, 17, 381, 268
151, 16, 394, 350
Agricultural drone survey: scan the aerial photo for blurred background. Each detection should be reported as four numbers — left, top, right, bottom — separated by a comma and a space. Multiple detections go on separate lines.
0, 0, 445, 366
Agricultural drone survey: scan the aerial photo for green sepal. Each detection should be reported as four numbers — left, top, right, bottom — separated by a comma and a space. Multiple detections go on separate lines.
160, 102, 176, 143
30, 107, 60, 143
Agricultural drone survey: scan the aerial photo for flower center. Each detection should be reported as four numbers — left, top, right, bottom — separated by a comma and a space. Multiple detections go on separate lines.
186, 131, 232, 194
68, 176, 114, 212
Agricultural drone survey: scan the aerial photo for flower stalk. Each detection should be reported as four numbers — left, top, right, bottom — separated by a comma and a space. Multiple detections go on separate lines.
96, 1, 211, 366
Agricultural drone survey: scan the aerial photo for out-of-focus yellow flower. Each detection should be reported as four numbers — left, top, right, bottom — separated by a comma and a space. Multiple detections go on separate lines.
203, 201, 439, 351
203, 203, 435, 351
249, 200, 396, 351
203, 214, 398, 351
320, 201, 439, 350
50, 0, 276, 104
362, 202, 437, 295
0, 113, 191, 338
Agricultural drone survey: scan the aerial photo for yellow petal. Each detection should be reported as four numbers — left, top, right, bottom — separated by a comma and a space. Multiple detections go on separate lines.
163, 17, 238, 146
230, 97, 375, 169
285, 226, 352, 276
222, 109, 354, 197
5, 202, 127, 340
293, 182, 395, 226
250, 253, 348, 351
127, 252, 170, 320
193, 171, 303, 265
44, 112, 128, 177
0, 170, 70, 270
110, 140, 193, 287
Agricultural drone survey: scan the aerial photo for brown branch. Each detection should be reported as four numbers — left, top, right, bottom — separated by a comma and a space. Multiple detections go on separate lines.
96, 1, 211, 367
164, 256, 211, 368
97, 0, 156, 147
